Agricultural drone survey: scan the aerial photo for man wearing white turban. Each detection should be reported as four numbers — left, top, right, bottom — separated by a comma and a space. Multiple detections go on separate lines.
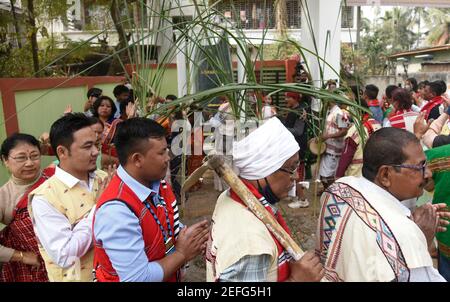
205, 118, 324, 282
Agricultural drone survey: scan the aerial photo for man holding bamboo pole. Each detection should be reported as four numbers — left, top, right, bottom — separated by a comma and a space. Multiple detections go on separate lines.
205, 117, 324, 282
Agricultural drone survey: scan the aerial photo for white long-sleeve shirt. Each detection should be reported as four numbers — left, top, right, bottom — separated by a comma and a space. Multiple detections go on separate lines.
31, 167, 96, 268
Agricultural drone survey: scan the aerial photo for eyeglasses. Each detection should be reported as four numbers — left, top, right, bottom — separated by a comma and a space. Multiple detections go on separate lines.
278, 163, 300, 178
9, 154, 41, 163
389, 161, 427, 176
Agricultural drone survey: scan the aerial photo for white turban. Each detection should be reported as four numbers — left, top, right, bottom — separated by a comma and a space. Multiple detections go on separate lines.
232, 117, 300, 180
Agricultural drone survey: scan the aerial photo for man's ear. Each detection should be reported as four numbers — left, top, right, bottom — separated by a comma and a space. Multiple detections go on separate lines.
130, 153, 143, 169
377, 165, 392, 188
56, 145, 69, 160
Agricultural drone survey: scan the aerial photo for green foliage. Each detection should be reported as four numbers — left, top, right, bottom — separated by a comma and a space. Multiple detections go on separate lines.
356, 7, 418, 75
360, 28, 389, 75
340, 43, 366, 84
423, 8, 450, 46
0, 46, 34, 77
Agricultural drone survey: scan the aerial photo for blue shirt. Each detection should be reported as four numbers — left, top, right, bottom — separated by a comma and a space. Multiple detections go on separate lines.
93, 166, 164, 282
369, 106, 383, 123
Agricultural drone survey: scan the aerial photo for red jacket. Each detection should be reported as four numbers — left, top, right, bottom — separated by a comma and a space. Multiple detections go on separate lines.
92, 174, 180, 282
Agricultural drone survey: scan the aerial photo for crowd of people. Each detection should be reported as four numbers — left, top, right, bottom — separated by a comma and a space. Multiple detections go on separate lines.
0, 72, 449, 282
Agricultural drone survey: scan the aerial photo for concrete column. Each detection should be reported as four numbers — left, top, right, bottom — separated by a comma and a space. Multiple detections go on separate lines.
237, 44, 247, 123
176, 34, 188, 97
300, 0, 342, 90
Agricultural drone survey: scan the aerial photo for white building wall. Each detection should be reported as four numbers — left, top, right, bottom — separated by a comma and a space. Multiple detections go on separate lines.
301, 0, 342, 85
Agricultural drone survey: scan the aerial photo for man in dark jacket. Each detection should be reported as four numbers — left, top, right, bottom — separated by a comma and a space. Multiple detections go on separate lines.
281, 92, 310, 208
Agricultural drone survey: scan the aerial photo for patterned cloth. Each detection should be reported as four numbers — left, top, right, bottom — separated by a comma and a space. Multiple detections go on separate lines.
337, 115, 381, 177
0, 207, 48, 282
388, 109, 419, 133
317, 176, 441, 282
0, 168, 54, 282
323, 105, 349, 156
321, 181, 409, 281
100, 118, 123, 158
425, 144, 450, 259
219, 254, 271, 282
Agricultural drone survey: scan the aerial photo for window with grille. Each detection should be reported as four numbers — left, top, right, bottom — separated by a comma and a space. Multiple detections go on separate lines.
217, 0, 309, 30
216, 1, 351, 30
286, 0, 301, 29
341, 6, 354, 29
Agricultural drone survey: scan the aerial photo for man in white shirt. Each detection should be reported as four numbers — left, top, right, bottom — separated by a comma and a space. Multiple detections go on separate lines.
29, 113, 109, 281
317, 127, 449, 282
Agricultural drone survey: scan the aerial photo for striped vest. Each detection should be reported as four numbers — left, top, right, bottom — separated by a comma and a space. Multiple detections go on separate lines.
389, 109, 419, 133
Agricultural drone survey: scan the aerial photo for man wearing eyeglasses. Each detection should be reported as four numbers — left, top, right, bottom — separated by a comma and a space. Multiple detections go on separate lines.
317, 127, 449, 282
206, 118, 324, 282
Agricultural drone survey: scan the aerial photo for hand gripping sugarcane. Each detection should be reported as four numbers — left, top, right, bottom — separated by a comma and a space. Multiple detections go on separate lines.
182, 154, 305, 261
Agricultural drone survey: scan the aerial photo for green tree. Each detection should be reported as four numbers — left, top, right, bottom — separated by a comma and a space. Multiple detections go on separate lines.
21, 0, 69, 75
424, 8, 450, 46
360, 28, 387, 75
379, 7, 418, 53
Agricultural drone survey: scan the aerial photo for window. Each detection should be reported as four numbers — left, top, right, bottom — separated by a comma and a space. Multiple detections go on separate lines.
216, 0, 277, 30
286, 0, 301, 29
341, 6, 354, 29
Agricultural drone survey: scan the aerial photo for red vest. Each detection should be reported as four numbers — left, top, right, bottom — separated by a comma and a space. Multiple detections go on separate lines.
229, 180, 292, 282
92, 174, 180, 282
421, 96, 444, 120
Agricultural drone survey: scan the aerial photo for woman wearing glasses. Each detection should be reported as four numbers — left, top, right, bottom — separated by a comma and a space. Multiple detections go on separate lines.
0, 133, 54, 282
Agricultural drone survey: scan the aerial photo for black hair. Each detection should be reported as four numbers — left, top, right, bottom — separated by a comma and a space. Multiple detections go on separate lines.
114, 117, 167, 166
49, 113, 96, 160
349, 85, 368, 108
87, 87, 102, 99
1, 133, 40, 161
362, 128, 419, 181
427, 81, 443, 97
89, 116, 104, 128
113, 85, 130, 98
418, 80, 429, 89
435, 80, 447, 95
127, 89, 135, 102
93, 96, 117, 120
391, 88, 412, 110
406, 78, 418, 92
385, 85, 398, 100
119, 99, 134, 117
166, 94, 177, 102
364, 84, 379, 100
